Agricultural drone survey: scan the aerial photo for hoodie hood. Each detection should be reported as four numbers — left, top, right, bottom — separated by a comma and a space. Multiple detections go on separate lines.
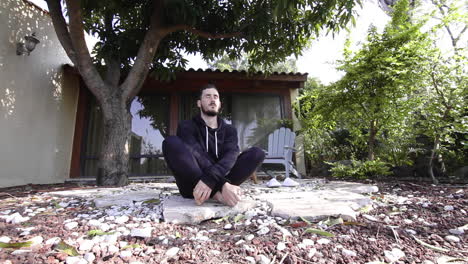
192, 114, 226, 159
192, 114, 225, 131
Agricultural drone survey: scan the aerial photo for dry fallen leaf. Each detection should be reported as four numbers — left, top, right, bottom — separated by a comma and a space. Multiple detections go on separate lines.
412, 235, 449, 252
305, 228, 334, 237
0, 241, 33, 249
56, 240, 79, 256
290, 222, 308, 228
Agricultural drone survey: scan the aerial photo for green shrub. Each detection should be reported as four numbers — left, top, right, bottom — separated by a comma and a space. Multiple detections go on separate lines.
327, 159, 392, 179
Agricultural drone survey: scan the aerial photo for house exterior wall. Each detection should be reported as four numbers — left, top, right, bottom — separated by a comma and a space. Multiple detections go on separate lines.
0, 0, 78, 187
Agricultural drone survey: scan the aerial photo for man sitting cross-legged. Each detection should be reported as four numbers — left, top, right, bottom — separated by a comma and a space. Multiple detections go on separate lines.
162, 84, 265, 207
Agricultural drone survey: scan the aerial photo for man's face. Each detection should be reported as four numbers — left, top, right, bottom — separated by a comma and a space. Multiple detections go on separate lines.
198, 88, 221, 117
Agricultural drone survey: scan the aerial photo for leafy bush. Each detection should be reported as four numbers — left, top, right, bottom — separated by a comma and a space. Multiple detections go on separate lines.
327, 159, 392, 179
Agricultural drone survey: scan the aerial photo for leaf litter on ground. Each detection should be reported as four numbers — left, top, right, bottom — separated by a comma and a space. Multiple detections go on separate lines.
233, 214, 245, 224
87, 229, 115, 238
143, 199, 160, 204
0, 241, 33, 249
299, 216, 312, 225
212, 215, 229, 224
56, 240, 79, 256
305, 228, 334, 237
320, 217, 344, 227
122, 244, 141, 250
412, 235, 450, 252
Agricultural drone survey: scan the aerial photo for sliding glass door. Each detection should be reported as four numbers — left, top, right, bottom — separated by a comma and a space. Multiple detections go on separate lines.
179, 93, 283, 151
81, 92, 285, 177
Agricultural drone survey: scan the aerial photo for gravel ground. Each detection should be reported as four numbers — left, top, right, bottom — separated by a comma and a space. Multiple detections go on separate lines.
0, 180, 466, 264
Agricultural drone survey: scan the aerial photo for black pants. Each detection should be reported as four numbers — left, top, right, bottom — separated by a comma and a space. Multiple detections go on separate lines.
162, 136, 265, 198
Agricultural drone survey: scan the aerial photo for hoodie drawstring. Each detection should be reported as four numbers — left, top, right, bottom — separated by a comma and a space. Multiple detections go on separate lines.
205, 126, 209, 153
215, 131, 218, 158
205, 126, 219, 159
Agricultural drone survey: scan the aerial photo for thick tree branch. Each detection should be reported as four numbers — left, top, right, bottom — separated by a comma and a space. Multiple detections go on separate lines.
104, 13, 121, 87
65, 0, 106, 99
45, 0, 77, 65
121, 0, 164, 102
448, 25, 467, 50
121, 0, 246, 102
105, 58, 121, 87
162, 24, 244, 39
443, 24, 457, 48
434, 0, 465, 52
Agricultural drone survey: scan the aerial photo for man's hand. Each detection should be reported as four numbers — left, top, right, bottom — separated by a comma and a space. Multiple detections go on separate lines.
221, 183, 242, 207
193, 180, 212, 205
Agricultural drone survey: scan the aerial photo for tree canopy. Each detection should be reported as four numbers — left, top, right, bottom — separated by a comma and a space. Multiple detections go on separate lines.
64, 0, 360, 85
296, 0, 467, 182
46, 0, 361, 185
301, 0, 432, 160
207, 52, 298, 73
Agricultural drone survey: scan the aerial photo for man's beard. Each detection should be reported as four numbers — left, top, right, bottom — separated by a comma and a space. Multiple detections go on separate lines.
201, 104, 219, 117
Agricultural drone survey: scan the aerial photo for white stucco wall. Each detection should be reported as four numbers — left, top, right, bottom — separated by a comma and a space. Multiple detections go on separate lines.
0, 0, 78, 187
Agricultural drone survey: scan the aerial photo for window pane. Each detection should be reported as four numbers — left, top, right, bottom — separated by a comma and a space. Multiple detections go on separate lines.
130, 157, 171, 176
231, 95, 282, 151
179, 94, 199, 122
82, 95, 171, 177
130, 96, 169, 155
129, 95, 170, 175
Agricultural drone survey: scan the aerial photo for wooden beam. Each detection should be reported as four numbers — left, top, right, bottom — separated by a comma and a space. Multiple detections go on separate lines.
169, 93, 179, 135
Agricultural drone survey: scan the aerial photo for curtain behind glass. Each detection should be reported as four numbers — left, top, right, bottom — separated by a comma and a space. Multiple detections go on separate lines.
83, 98, 102, 177
179, 94, 199, 122
231, 95, 282, 151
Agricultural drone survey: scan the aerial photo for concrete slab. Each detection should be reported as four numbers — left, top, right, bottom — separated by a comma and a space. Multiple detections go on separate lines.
48, 180, 377, 224
48, 183, 177, 199
49, 188, 123, 198
94, 191, 161, 207
256, 185, 376, 221
322, 181, 379, 194
163, 196, 257, 224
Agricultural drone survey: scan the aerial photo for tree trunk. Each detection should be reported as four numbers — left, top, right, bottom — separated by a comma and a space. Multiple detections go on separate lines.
428, 136, 440, 184
368, 120, 376, 161
96, 92, 131, 186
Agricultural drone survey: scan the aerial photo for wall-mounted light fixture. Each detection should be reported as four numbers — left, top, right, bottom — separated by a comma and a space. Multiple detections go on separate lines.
16, 32, 40, 56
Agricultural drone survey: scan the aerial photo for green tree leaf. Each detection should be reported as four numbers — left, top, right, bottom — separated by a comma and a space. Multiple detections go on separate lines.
0, 241, 33, 249
305, 228, 334, 237
56, 241, 80, 256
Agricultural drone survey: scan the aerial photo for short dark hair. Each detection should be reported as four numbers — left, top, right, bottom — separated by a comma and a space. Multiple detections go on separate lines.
199, 83, 218, 99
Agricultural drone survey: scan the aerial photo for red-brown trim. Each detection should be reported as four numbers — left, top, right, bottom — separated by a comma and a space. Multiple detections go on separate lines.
69, 79, 89, 178
282, 89, 292, 119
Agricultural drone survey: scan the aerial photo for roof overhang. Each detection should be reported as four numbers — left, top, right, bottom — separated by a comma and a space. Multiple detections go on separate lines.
63, 64, 309, 93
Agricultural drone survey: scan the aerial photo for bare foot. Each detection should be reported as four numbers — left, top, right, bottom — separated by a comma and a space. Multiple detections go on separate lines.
213, 191, 230, 206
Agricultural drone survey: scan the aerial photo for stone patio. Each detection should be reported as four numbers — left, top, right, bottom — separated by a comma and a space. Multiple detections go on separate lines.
49, 179, 378, 225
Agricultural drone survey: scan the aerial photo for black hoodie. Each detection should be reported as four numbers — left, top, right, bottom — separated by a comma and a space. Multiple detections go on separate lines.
176, 114, 240, 190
